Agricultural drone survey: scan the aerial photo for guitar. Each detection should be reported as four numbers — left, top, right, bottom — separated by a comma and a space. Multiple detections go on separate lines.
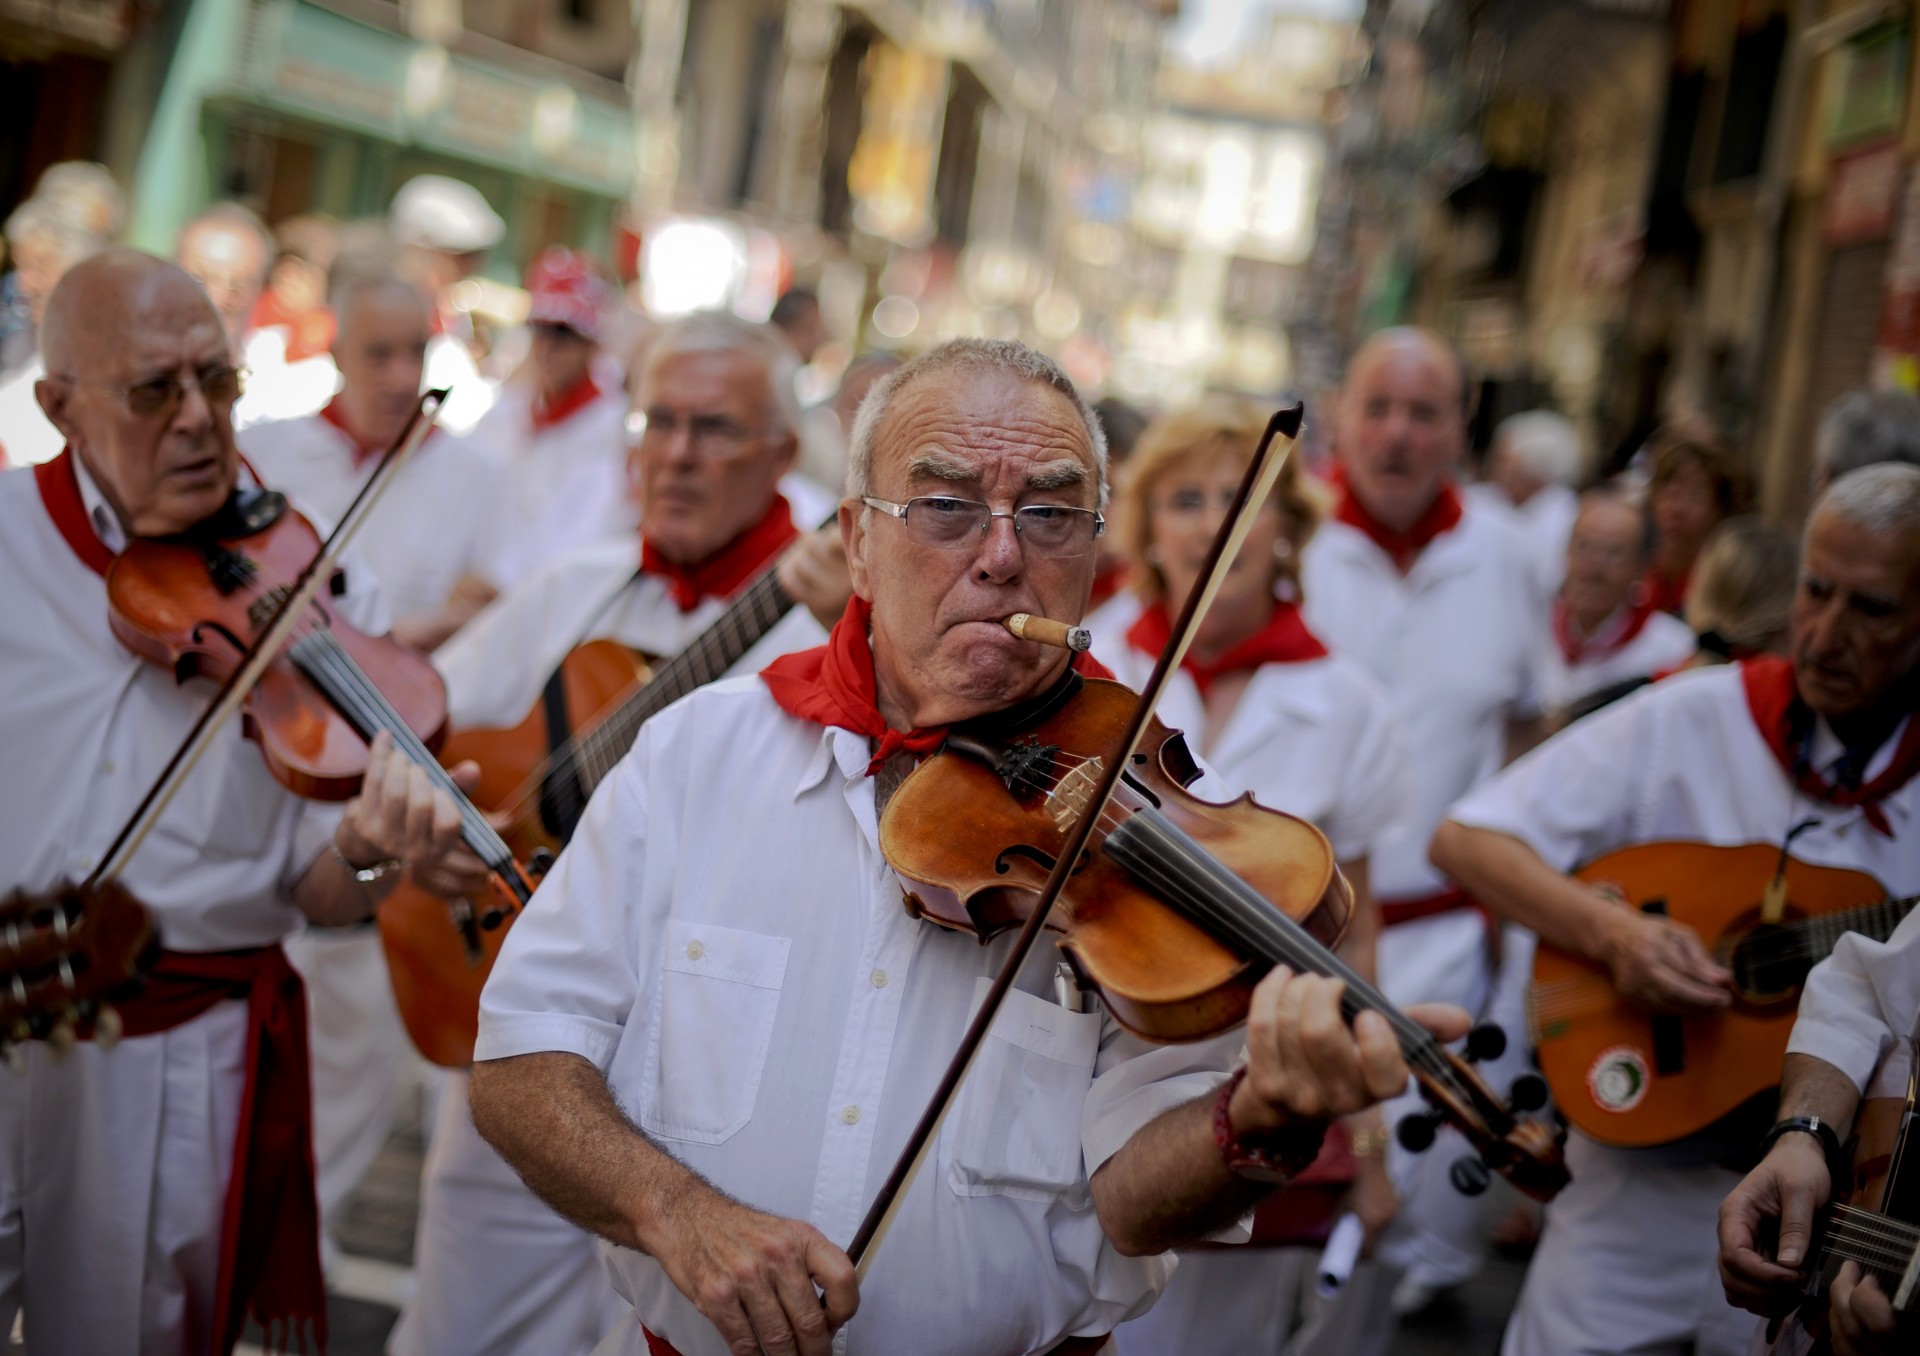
0, 880, 157, 1055
379, 564, 805, 1065
1531, 842, 1917, 1147
1765, 1034, 1920, 1353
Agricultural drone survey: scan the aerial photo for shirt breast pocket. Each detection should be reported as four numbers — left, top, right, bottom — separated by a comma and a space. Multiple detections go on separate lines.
640, 919, 791, 1146
940, 983, 1102, 1207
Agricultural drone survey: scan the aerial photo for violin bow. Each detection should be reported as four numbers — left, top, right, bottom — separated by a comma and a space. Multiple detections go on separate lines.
846, 404, 1305, 1278
85, 388, 451, 891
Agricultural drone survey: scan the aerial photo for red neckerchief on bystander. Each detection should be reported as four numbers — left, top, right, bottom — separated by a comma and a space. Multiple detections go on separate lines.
1742, 653, 1920, 838
640, 493, 800, 612
763, 594, 1114, 776
1553, 593, 1658, 666
318, 396, 392, 468
1126, 599, 1327, 696
1328, 463, 1464, 574
531, 371, 603, 432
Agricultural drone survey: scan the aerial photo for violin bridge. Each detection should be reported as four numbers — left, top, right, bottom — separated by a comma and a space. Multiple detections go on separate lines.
1047, 756, 1103, 832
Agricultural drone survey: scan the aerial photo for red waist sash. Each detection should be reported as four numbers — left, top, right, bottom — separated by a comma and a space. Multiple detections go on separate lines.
109, 944, 326, 1356
1378, 885, 1485, 929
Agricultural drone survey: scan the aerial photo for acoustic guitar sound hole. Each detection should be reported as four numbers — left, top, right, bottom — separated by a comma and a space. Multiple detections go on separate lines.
1720, 908, 1815, 1004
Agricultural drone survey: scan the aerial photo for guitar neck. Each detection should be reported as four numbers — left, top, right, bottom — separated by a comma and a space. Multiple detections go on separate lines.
1792, 892, 1920, 960
574, 569, 797, 797
1812, 1202, 1920, 1311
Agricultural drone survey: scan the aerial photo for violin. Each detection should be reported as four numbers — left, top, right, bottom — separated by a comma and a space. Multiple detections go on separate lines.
882, 673, 1570, 1201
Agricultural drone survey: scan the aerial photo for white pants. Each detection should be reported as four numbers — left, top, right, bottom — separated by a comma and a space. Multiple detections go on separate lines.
1501, 1133, 1759, 1356
1110, 1247, 1398, 1356
0, 1000, 247, 1354
286, 923, 406, 1255
389, 1068, 618, 1356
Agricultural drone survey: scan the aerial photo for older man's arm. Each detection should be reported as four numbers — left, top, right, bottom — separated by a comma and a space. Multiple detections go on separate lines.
471, 1051, 859, 1356
1089, 969, 1468, 1256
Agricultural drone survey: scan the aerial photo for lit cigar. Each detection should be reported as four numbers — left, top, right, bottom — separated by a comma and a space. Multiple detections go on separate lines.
1005, 613, 1092, 653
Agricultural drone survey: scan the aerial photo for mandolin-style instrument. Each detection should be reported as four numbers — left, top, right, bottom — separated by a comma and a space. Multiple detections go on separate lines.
1532, 841, 1915, 1147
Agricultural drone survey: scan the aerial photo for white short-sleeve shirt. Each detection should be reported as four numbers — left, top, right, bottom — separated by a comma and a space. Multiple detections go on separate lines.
1301, 503, 1546, 901
1536, 605, 1697, 718
477, 385, 637, 587
476, 680, 1240, 1356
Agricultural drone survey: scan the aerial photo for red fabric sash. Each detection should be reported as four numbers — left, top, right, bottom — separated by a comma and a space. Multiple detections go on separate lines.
641, 493, 799, 612
108, 945, 325, 1356
1329, 465, 1464, 574
1742, 654, 1920, 838
762, 595, 1113, 775
531, 372, 603, 432
1552, 595, 1657, 666
1641, 564, 1691, 617
1126, 600, 1328, 696
35, 449, 116, 577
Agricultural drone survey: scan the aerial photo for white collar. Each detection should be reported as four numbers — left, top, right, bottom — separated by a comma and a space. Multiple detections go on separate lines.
1808, 714, 1910, 785
69, 452, 128, 554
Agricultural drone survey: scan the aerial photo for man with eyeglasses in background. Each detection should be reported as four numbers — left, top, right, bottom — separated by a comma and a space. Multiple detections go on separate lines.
477, 247, 638, 586
391, 309, 851, 1356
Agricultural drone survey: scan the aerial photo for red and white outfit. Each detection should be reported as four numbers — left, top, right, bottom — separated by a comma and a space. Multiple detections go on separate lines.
1467, 481, 1578, 595
1538, 595, 1695, 718
1300, 480, 1546, 1302
0, 452, 380, 1353
469, 597, 1240, 1355
1446, 660, 1920, 1356
476, 375, 635, 586
1094, 601, 1412, 1356
392, 488, 831, 1356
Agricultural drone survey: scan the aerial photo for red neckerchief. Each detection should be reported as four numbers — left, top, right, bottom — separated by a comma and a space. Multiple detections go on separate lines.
531, 372, 602, 432
1329, 464, 1464, 574
318, 397, 389, 468
1742, 654, 1920, 838
1642, 564, 1691, 616
1553, 594, 1657, 666
250, 291, 336, 363
35, 448, 116, 577
108, 945, 325, 1355
762, 594, 1115, 776
640, 494, 800, 612
1127, 599, 1328, 697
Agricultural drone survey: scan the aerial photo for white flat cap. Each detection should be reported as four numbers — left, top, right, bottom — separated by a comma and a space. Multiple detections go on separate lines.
391, 175, 504, 253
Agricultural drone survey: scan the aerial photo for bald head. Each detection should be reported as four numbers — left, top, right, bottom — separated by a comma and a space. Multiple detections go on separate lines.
35, 248, 238, 539
176, 205, 273, 349
1335, 326, 1470, 534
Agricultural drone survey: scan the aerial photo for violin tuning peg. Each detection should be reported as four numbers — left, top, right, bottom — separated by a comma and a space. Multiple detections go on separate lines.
528, 848, 556, 878
1508, 1073, 1549, 1113
1464, 1022, 1508, 1064
1448, 1154, 1492, 1197
1395, 1109, 1445, 1154
93, 1006, 123, 1050
44, 1021, 75, 1060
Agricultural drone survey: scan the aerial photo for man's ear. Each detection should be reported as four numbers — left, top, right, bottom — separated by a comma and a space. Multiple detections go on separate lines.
34, 377, 78, 443
840, 497, 873, 600
771, 430, 799, 479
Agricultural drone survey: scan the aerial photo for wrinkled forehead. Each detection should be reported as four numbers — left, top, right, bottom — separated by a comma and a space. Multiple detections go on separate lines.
874, 369, 1095, 486
1347, 338, 1462, 408
1807, 506, 1920, 599
639, 345, 771, 411
72, 275, 227, 381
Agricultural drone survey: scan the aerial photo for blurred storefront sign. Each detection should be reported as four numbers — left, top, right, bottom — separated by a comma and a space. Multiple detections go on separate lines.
1874, 160, 1920, 390
227, 0, 632, 197
1823, 139, 1902, 247
846, 40, 947, 245
0, 0, 134, 50
1826, 23, 1908, 147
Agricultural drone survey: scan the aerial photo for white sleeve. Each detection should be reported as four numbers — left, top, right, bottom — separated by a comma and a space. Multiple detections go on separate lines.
474, 747, 650, 1071
1445, 686, 1653, 871
1326, 682, 1412, 862
1786, 909, 1920, 1094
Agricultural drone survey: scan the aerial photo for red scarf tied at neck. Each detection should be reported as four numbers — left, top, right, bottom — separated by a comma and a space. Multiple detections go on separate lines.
762, 595, 1113, 775
1127, 600, 1327, 696
1553, 593, 1657, 667
531, 372, 603, 432
1328, 464, 1464, 574
640, 494, 800, 611
1742, 654, 1920, 838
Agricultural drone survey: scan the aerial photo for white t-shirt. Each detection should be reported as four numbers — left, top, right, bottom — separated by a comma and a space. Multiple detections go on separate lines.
239, 411, 512, 624
1301, 503, 1546, 902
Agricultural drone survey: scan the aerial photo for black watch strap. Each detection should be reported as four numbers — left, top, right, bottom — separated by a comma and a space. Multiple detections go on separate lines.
1761, 1115, 1844, 1180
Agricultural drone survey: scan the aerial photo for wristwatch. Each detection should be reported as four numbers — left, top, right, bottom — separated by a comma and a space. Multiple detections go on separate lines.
1760, 1115, 1844, 1182
332, 844, 403, 886
1213, 1066, 1327, 1184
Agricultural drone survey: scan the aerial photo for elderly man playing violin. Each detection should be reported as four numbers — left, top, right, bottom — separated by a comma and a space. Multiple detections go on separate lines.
0, 249, 489, 1354
469, 338, 1470, 1356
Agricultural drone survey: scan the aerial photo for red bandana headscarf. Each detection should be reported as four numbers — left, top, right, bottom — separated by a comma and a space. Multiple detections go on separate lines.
1329, 464, 1464, 574
640, 493, 800, 611
1742, 654, 1920, 838
762, 595, 1113, 775
1127, 600, 1327, 696
1553, 593, 1658, 667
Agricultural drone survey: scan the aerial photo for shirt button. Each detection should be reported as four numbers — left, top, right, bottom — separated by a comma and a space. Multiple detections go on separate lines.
685, 940, 705, 961
99, 759, 115, 776
841, 1105, 861, 1125
869, 968, 888, 988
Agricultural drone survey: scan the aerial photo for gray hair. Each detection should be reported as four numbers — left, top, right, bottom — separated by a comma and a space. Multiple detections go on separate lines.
328, 272, 431, 335
1815, 389, 1920, 481
846, 338, 1109, 505
3, 198, 103, 269
1496, 410, 1584, 487
639, 310, 802, 437
1813, 461, 1920, 539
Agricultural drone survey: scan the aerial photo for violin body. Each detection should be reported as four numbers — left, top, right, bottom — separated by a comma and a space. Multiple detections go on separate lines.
379, 638, 648, 1067
107, 508, 448, 800
883, 678, 1350, 1043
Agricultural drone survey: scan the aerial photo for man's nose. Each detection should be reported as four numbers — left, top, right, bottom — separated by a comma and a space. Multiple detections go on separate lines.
171, 376, 215, 434
973, 512, 1026, 582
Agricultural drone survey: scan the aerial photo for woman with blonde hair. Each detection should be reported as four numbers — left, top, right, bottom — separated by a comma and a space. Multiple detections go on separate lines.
1094, 399, 1413, 1356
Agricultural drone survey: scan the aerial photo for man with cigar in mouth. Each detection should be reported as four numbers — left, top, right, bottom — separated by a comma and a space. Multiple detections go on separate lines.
462, 337, 1467, 1356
